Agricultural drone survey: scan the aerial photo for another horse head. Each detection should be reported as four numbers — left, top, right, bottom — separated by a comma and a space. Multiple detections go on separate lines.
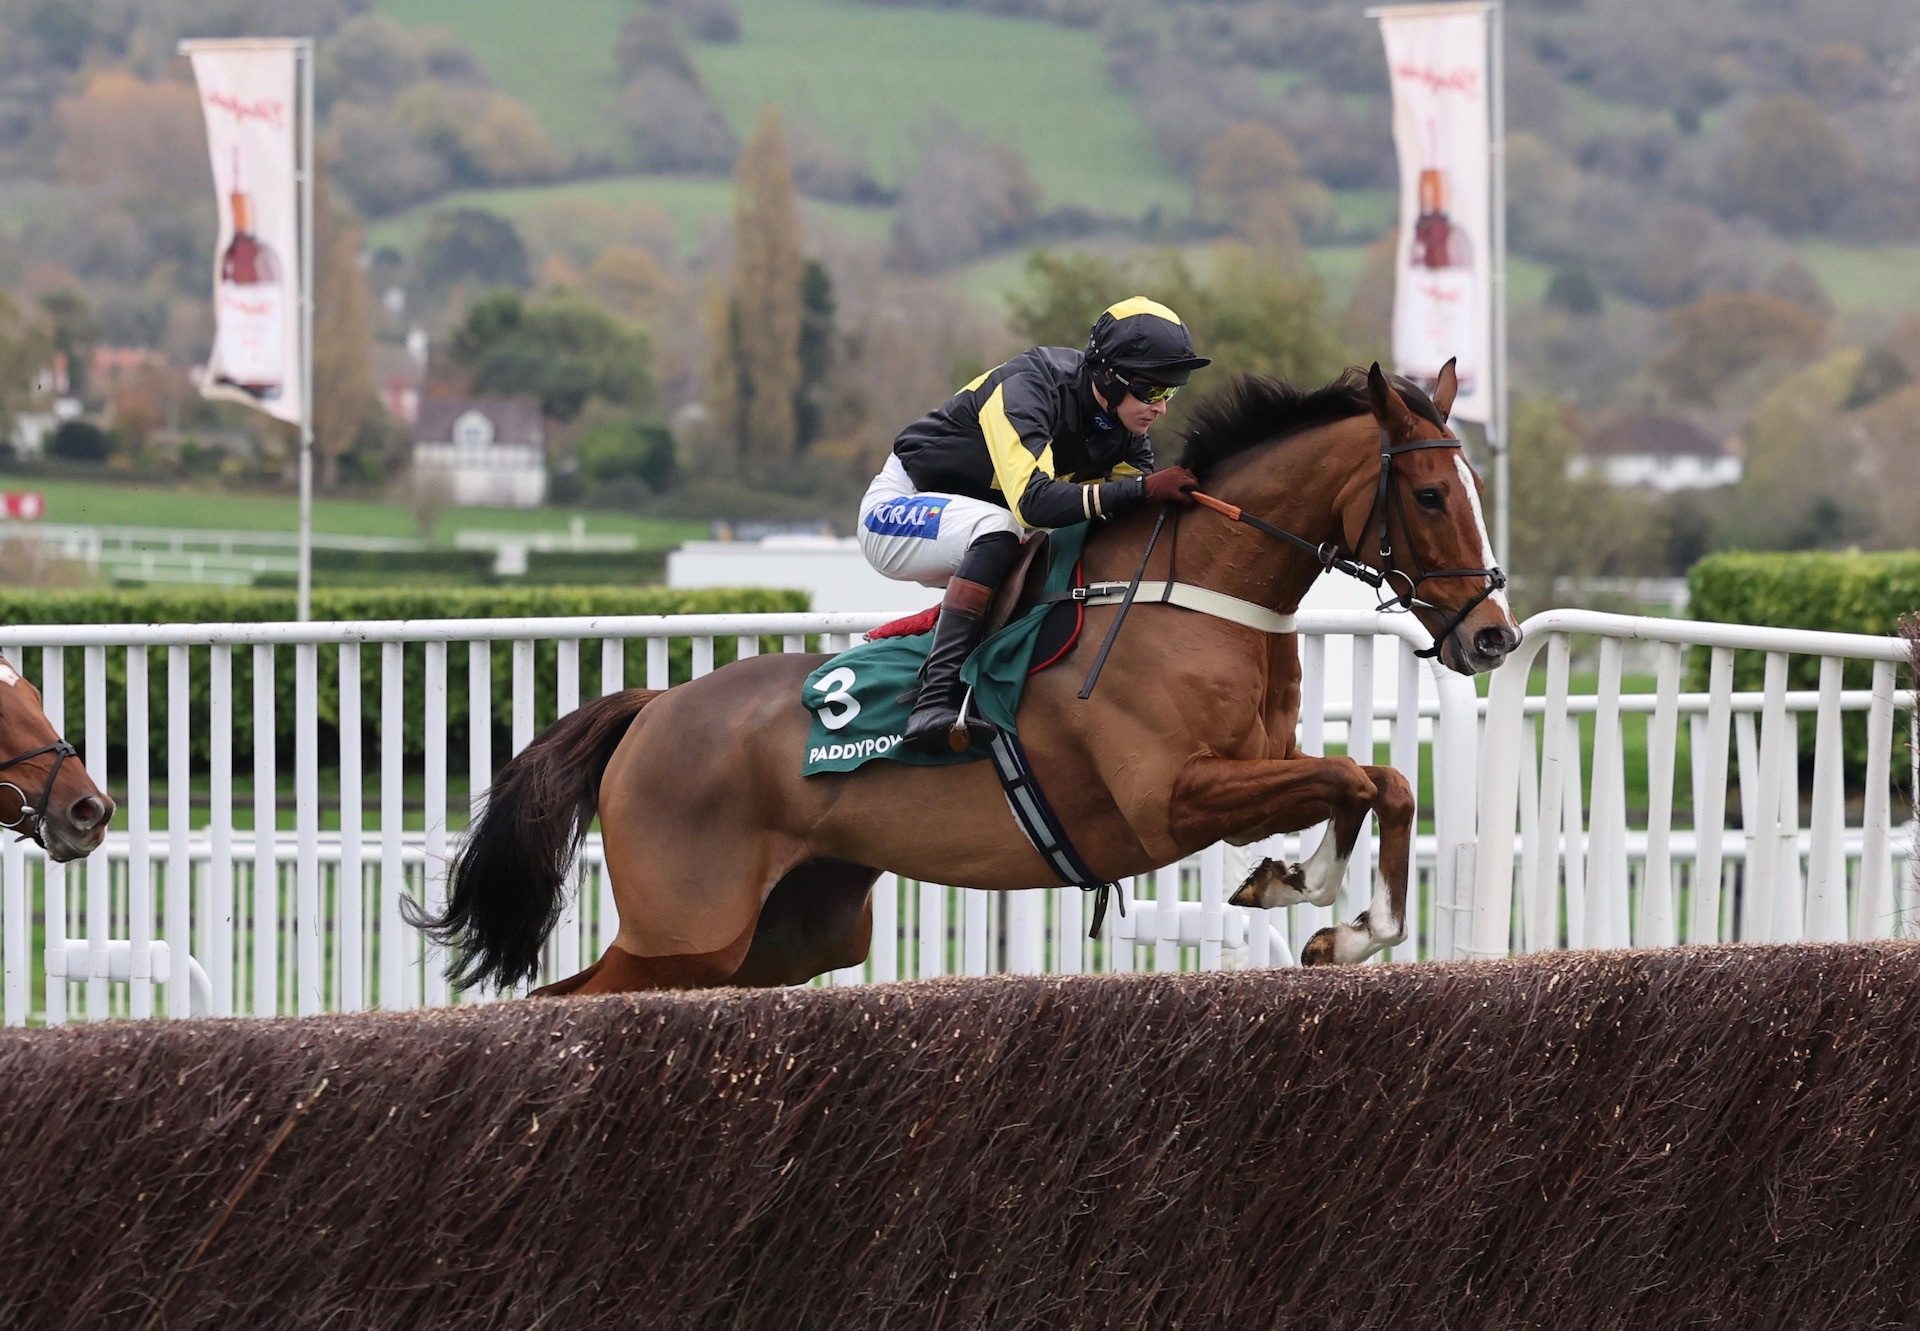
1351, 360, 1520, 674
0, 656, 112, 861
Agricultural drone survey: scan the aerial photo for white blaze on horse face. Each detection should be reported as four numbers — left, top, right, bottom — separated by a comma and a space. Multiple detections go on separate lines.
0, 659, 18, 687
1453, 455, 1511, 614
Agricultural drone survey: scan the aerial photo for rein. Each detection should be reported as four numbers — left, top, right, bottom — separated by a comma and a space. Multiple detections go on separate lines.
1192, 426, 1507, 662
0, 739, 76, 847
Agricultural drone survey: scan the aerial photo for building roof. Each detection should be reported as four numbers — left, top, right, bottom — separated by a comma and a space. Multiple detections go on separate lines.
416, 394, 544, 447
1584, 412, 1732, 460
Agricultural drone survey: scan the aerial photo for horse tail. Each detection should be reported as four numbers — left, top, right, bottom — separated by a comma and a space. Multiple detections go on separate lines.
406, 688, 656, 993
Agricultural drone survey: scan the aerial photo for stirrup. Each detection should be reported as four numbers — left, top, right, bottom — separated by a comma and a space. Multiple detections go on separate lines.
945, 690, 996, 752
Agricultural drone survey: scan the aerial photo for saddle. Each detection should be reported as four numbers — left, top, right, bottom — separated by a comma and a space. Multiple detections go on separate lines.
870, 532, 1057, 641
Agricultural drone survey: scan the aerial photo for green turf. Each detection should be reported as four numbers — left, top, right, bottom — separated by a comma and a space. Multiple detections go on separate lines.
364, 173, 890, 260
690, 0, 1189, 215
21, 476, 704, 548
375, 0, 634, 156
1325, 188, 1395, 237
1793, 242, 1920, 318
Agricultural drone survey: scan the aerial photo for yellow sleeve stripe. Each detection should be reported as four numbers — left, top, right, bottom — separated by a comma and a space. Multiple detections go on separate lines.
1103, 296, 1182, 325
1109, 460, 1145, 477
961, 361, 1005, 394
979, 383, 1053, 528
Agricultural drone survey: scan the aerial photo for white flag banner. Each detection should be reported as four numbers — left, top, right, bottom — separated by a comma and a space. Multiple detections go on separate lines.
187, 44, 302, 426
1378, 4, 1492, 423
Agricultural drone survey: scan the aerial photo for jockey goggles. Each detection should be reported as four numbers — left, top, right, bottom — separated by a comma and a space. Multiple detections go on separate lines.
1124, 377, 1180, 405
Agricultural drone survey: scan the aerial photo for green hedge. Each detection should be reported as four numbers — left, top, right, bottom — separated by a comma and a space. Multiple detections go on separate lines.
1688, 551, 1920, 776
0, 586, 811, 771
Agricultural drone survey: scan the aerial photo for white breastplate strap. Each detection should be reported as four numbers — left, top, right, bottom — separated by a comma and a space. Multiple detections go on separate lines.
1076, 581, 1296, 634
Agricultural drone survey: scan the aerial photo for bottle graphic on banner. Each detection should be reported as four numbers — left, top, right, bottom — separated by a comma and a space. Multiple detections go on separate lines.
215, 148, 284, 401
1404, 121, 1477, 396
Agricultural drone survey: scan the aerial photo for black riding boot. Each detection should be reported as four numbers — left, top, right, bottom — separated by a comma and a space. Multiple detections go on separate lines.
903, 532, 1021, 753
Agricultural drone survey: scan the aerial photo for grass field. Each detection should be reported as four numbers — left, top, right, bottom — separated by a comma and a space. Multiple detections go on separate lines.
1794, 242, 1920, 319
689, 0, 1188, 215
364, 174, 891, 260
19, 476, 705, 549
376, 0, 634, 156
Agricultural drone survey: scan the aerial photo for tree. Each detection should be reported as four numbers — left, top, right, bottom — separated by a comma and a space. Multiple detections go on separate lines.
311, 164, 380, 489
890, 124, 1042, 272
1006, 246, 1350, 430
723, 109, 805, 478
1652, 292, 1826, 404
1194, 121, 1329, 255
795, 260, 835, 451
1507, 398, 1659, 605
54, 71, 206, 201
37, 289, 96, 399
449, 290, 657, 423
576, 416, 676, 492
0, 294, 52, 443
416, 209, 532, 295
1724, 96, 1859, 234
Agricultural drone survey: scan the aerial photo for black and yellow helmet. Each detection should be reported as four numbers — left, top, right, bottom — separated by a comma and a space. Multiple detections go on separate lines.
1085, 297, 1211, 386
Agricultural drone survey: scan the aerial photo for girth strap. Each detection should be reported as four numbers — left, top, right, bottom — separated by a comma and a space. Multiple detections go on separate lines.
982, 720, 1125, 937
1063, 580, 1296, 635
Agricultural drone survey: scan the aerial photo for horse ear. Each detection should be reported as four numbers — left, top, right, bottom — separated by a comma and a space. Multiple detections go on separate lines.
1433, 358, 1458, 421
1365, 362, 1416, 437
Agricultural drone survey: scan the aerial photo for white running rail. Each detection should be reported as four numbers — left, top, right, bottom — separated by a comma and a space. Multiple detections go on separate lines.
0, 610, 1478, 1025
1472, 611, 1917, 958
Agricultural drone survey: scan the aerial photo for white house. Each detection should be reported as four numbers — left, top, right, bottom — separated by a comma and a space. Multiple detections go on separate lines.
1569, 412, 1742, 492
412, 394, 547, 508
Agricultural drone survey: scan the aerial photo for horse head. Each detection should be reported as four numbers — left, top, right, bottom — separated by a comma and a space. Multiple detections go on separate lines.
0, 655, 112, 861
1343, 360, 1521, 675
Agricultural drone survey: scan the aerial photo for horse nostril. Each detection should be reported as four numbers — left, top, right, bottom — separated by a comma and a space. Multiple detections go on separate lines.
1474, 626, 1514, 659
69, 795, 108, 830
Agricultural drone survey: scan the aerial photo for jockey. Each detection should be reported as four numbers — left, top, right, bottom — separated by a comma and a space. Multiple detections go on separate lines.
857, 296, 1210, 753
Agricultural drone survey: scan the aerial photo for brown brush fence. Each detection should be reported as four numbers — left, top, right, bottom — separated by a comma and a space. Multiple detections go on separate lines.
7, 944, 1920, 1328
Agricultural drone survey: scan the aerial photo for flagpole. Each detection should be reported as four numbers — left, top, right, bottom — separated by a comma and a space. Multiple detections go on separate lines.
296, 39, 314, 622
1488, 0, 1509, 566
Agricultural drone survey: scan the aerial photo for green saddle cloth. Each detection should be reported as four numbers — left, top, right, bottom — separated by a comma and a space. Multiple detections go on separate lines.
802, 524, 1089, 776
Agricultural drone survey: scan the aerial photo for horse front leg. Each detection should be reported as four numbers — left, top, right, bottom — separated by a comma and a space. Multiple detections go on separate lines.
1297, 763, 1415, 966
1170, 755, 1414, 966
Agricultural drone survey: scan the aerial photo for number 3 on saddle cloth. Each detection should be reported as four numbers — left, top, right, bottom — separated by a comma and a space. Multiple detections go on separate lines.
801, 523, 1126, 930
801, 523, 1090, 777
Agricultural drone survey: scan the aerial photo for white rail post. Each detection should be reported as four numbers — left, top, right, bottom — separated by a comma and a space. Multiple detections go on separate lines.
379, 641, 406, 1009
295, 642, 322, 1014
1640, 643, 1681, 947
1805, 656, 1847, 940
84, 645, 107, 1018
422, 640, 450, 1008
126, 646, 152, 1018
338, 642, 364, 1010
40, 647, 66, 1025
209, 645, 233, 1014
166, 645, 192, 1018
251, 643, 277, 1016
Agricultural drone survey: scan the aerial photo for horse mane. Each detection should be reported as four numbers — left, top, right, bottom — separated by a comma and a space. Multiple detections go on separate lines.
1176, 368, 1446, 480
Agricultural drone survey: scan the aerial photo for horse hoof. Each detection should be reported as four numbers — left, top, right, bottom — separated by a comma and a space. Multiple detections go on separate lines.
1228, 858, 1308, 909
1300, 926, 1338, 965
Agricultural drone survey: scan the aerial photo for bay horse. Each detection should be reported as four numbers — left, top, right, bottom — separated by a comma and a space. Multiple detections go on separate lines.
0, 654, 113, 862
414, 362, 1518, 994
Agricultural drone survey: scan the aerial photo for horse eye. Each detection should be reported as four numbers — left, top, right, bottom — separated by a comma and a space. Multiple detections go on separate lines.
1414, 487, 1445, 511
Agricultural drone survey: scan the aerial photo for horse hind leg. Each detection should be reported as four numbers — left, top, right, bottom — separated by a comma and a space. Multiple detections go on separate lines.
538, 920, 761, 996
727, 858, 880, 988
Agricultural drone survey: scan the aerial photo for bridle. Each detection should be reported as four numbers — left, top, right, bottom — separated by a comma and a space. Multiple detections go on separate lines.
1191, 426, 1508, 661
0, 738, 77, 847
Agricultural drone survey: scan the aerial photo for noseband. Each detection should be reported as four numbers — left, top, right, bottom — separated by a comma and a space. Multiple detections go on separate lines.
0, 739, 78, 847
1192, 427, 1507, 661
